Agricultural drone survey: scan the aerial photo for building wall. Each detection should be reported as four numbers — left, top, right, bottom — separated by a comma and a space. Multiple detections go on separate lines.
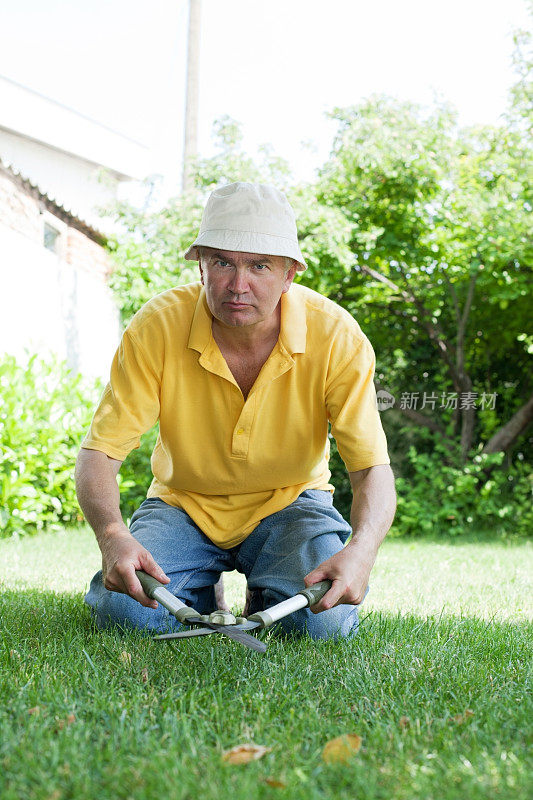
0, 128, 127, 235
0, 74, 154, 233
0, 169, 120, 381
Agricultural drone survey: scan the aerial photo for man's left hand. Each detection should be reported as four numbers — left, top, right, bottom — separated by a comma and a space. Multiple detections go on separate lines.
304, 464, 395, 613
303, 545, 374, 613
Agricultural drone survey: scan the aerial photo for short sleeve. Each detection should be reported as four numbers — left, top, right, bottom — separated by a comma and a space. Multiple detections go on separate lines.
326, 335, 390, 472
81, 329, 161, 460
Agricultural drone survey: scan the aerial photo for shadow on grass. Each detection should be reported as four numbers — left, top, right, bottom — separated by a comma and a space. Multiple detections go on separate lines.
1, 586, 530, 654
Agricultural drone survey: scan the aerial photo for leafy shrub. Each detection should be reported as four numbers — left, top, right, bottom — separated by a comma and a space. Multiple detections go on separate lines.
117, 425, 159, 523
329, 437, 532, 538
0, 354, 163, 537
0, 354, 102, 537
394, 446, 532, 537
328, 436, 353, 522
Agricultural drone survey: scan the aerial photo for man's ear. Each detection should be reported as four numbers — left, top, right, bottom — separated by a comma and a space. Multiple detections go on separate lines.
282, 263, 297, 293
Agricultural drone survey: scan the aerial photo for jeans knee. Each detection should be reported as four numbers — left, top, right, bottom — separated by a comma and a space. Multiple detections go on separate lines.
85, 571, 177, 633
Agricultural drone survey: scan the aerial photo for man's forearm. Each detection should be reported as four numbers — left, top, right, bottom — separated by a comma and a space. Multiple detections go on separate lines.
74, 449, 126, 543
347, 464, 396, 562
74, 448, 169, 605
304, 464, 396, 609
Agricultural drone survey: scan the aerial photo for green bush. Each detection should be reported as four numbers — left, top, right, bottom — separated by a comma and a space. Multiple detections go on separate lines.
0, 354, 102, 537
0, 354, 162, 537
394, 446, 533, 537
329, 437, 532, 538
117, 425, 159, 523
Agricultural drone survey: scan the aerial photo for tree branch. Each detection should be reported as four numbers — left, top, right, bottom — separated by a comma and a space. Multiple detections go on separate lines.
456, 268, 479, 378
375, 381, 448, 436
443, 271, 460, 322
459, 269, 478, 342
360, 263, 466, 390
367, 302, 418, 323
456, 269, 479, 461
482, 392, 533, 454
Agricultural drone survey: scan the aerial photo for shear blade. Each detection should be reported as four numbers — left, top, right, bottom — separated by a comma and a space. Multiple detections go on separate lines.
155, 618, 266, 653
154, 628, 216, 640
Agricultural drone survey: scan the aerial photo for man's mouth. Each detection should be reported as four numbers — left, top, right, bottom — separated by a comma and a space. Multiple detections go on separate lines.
225, 301, 250, 309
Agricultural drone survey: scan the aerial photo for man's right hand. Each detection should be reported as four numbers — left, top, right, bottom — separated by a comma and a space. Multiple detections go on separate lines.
75, 448, 170, 608
100, 527, 170, 609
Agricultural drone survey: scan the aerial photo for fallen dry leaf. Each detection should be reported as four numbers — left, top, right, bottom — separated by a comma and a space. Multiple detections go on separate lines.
452, 709, 475, 725
222, 744, 272, 764
119, 651, 132, 667
27, 706, 40, 716
141, 667, 149, 683
399, 716, 410, 730
264, 777, 287, 788
322, 734, 362, 764
56, 713, 77, 729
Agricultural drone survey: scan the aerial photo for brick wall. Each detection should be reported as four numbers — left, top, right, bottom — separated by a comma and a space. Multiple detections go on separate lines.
65, 227, 112, 280
0, 170, 42, 243
0, 163, 119, 378
0, 164, 112, 281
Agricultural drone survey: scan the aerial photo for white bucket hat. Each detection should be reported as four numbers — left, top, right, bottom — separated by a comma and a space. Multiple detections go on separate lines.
184, 182, 307, 272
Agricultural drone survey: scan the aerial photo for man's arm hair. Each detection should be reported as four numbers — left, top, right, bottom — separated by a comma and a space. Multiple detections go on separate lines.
74, 447, 170, 606
75, 448, 126, 541
348, 463, 396, 555
304, 464, 396, 611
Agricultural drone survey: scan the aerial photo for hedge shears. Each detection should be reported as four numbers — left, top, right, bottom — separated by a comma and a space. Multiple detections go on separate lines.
136, 570, 332, 655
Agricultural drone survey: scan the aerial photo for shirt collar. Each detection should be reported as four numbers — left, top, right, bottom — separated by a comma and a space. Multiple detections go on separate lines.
188, 285, 212, 354
280, 284, 307, 354
187, 283, 307, 355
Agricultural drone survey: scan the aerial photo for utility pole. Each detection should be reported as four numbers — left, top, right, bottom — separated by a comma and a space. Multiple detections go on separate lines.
182, 0, 201, 192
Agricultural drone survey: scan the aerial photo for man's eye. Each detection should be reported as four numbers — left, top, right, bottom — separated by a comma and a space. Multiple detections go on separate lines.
254, 264, 268, 271
215, 260, 230, 267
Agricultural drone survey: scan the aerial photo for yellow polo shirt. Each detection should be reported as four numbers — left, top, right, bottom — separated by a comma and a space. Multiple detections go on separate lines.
82, 281, 389, 548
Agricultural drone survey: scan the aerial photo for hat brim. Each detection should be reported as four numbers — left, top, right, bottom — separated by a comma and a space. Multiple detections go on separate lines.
184, 229, 307, 272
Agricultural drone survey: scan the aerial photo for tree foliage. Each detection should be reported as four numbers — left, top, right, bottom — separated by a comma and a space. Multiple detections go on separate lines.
306, 93, 532, 467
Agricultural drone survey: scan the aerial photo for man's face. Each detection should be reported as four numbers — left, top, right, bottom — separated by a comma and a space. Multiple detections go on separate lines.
199, 248, 297, 331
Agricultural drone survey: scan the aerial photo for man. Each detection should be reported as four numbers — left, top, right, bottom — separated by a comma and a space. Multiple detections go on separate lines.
76, 182, 396, 639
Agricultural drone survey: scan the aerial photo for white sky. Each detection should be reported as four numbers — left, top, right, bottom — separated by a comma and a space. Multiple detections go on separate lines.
0, 0, 530, 190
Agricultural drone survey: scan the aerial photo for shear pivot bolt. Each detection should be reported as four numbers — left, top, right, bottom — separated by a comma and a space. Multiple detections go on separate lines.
209, 611, 237, 625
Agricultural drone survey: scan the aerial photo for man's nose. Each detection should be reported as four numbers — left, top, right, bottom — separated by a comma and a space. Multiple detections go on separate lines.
228, 268, 249, 294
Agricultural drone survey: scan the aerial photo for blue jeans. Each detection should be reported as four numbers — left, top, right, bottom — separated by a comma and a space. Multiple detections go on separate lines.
85, 490, 360, 639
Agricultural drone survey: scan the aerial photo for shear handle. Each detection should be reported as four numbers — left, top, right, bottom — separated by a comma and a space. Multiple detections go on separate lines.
248, 580, 332, 628
135, 570, 199, 623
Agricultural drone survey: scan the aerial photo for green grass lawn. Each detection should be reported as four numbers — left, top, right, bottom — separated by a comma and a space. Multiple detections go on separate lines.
1, 528, 531, 800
